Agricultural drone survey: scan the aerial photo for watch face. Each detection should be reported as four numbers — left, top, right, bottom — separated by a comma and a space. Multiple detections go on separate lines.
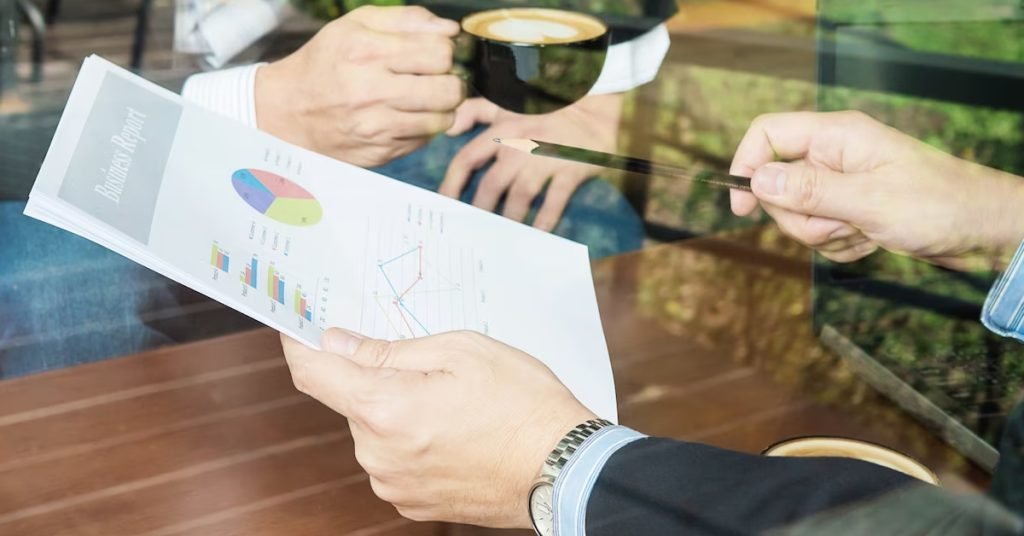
529, 482, 555, 536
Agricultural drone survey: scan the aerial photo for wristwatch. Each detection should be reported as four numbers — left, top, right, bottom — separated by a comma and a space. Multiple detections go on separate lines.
528, 418, 613, 536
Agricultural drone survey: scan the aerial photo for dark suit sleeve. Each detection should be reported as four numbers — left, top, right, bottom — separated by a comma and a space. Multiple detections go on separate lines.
992, 402, 1024, 517
584, 437, 921, 535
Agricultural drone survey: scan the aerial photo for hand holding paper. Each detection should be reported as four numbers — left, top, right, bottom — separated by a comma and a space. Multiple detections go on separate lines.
282, 328, 596, 528
25, 56, 617, 421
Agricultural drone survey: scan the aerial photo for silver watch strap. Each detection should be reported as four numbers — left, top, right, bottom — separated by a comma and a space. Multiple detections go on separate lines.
541, 418, 614, 477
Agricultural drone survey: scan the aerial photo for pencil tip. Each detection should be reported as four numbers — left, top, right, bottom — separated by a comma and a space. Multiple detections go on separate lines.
495, 138, 540, 153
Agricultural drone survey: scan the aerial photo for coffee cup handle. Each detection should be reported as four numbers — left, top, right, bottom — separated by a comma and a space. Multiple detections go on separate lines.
452, 33, 481, 99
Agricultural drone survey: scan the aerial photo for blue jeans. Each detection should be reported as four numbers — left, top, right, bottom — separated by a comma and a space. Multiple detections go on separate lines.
372, 128, 644, 260
0, 201, 178, 377
0, 131, 642, 377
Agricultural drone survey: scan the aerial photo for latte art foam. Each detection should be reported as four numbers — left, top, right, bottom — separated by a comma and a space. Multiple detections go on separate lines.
462, 8, 606, 45
487, 19, 579, 43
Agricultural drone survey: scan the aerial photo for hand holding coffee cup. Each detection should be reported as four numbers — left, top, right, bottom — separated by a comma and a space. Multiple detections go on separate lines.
459, 8, 610, 114
255, 6, 465, 167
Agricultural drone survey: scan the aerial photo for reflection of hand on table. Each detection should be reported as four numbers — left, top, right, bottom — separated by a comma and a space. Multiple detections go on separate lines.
280, 329, 594, 529
441, 94, 624, 231
254, 6, 465, 168
729, 111, 1024, 268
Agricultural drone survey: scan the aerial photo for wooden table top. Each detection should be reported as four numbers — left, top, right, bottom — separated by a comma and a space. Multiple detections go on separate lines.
0, 227, 989, 535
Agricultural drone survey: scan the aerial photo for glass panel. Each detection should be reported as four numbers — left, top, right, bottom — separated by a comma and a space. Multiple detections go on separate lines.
815, 0, 1024, 464
1, 1, 1022, 532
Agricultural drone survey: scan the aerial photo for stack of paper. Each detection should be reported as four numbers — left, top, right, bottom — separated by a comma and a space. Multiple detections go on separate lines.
25, 56, 618, 420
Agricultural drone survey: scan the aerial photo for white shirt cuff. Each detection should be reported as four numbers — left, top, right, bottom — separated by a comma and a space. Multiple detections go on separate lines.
589, 24, 670, 95
552, 425, 646, 535
180, 63, 264, 128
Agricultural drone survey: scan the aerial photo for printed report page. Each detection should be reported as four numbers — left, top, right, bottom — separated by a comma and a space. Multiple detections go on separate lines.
26, 56, 618, 420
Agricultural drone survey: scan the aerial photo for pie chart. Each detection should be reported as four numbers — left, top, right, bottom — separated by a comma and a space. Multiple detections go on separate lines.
231, 168, 323, 226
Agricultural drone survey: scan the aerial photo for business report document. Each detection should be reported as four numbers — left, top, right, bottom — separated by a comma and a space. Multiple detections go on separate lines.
25, 56, 617, 420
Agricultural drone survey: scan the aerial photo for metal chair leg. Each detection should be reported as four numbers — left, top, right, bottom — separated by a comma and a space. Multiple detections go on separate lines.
45, 0, 59, 24
130, 0, 153, 72
15, 0, 44, 82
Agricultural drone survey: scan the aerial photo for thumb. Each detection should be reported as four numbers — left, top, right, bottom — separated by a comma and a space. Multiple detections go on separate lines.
751, 162, 863, 222
322, 328, 367, 358
281, 333, 377, 418
323, 328, 433, 372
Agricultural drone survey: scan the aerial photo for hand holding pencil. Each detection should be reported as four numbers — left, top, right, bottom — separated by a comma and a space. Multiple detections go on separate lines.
498, 110, 1024, 268
494, 138, 751, 191
727, 111, 1024, 267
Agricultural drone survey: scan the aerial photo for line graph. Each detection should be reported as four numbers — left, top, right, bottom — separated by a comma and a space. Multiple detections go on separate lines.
378, 245, 431, 336
359, 205, 487, 340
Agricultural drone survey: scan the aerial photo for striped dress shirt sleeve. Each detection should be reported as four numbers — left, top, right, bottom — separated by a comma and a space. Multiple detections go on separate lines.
982, 240, 1024, 341
180, 63, 264, 128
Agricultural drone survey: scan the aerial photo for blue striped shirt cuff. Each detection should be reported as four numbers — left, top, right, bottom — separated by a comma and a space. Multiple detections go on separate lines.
982, 239, 1024, 341
552, 425, 646, 536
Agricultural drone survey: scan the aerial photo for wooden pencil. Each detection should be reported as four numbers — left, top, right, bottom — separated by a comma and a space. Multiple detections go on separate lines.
494, 138, 752, 191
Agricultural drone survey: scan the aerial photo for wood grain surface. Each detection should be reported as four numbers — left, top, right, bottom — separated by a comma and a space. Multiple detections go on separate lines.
0, 229, 988, 535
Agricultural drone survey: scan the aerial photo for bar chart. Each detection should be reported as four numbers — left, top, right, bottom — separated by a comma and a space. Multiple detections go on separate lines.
210, 243, 230, 272
206, 223, 327, 331
294, 286, 313, 322
267, 264, 286, 305
241, 255, 259, 289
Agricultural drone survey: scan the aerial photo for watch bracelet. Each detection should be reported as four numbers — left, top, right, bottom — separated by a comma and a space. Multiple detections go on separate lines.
544, 419, 613, 472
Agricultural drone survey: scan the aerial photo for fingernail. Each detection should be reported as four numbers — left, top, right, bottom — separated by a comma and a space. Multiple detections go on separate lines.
534, 220, 554, 232
323, 329, 364, 356
753, 164, 786, 197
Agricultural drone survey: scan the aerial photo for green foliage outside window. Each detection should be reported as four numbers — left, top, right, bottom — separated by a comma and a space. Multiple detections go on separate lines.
623, 3, 1023, 451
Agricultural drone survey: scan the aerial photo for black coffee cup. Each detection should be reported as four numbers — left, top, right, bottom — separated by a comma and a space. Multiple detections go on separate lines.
457, 8, 610, 115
